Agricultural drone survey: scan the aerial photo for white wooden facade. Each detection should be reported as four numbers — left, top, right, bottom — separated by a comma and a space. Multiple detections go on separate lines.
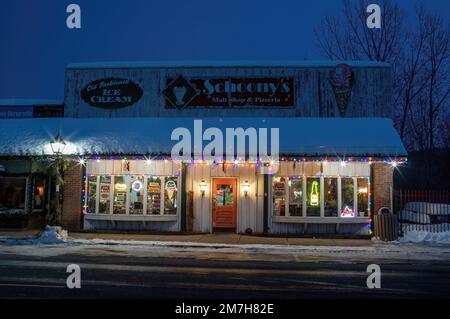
84, 160, 371, 234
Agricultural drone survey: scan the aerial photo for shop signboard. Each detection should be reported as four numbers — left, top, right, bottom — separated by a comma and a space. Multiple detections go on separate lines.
163, 76, 294, 109
81, 77, 143, 109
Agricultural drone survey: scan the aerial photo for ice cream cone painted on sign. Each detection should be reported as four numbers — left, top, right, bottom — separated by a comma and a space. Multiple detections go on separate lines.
330, 64, 355, 117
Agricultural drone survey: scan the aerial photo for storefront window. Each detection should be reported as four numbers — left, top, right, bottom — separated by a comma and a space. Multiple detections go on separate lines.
33, 175, 45, 210
113, 176, 127, 214
147, 176, 161, 215
272, 177, 286, 216
129, 175, 144, 215
306, 177, 320, 217
324, 177, 338, 217
0, 177, 26, 210
288, 177, 302, 216
357, 178, 369, 217
87, 176, 97, 213
164, 177, 178, 215
341, 178, 355, 217
98, 176, 111, 214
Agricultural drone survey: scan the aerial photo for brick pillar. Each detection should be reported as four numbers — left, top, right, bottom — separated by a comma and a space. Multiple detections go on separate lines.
62, 161, 83, 230
372, 163, 393, 214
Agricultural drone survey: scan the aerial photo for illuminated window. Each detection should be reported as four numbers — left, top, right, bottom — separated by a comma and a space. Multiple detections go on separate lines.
357, 178, 369, 217
129, 175, 144, 215
324, 177, 338, 217
306, 177, 320, 217
147, 176, 161, 215
272, 177, 286, 216
341, 178, 355, 217
164, 177, 178, 215
113, 176, 127, 214
288, 177, 303, 216
98, 176, 111, 214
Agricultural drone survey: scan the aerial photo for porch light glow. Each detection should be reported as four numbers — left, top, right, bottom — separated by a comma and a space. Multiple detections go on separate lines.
50, 133, 66, 155
340, 160, 347, 167
242, 180, 250, 196
199, 180, 207, 197
390, 161, 398, 168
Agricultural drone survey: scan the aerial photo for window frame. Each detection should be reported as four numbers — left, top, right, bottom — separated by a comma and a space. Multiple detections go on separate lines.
271, 174, 370, 219
85, 174, 180, 216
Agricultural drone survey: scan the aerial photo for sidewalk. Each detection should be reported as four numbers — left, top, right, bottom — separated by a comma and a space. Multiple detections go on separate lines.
0, 229, 372, 247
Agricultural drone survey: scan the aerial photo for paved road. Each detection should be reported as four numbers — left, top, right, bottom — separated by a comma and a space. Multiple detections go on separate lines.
0, 247, 449, 299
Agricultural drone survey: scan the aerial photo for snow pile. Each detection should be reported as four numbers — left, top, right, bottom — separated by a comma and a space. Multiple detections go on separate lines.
34, 225, 68, 244
0, 225, 67, 245
400, 230, 450, 244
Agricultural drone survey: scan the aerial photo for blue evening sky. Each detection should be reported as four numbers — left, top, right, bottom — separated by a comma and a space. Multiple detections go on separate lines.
0, 0, 448, 100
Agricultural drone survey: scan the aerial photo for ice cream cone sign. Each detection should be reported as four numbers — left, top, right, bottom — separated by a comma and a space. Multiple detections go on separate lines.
330, 64, 355, 117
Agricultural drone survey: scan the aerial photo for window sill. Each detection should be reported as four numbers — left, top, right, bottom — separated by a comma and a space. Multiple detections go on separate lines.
272, 216, 370, 224
84, 214, 178, 222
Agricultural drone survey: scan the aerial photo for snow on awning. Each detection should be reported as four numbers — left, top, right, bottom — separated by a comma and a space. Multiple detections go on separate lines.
0, 117, 407, 157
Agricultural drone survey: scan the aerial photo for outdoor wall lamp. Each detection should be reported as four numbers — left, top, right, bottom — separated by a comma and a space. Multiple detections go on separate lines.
242, 180, 250, 197
199, 180, 207, 197
50, 132, 66, 155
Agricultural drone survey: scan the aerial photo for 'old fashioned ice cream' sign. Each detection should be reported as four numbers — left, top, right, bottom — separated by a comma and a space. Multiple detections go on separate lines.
163, 76, 294, 109
81, 77, 143, 109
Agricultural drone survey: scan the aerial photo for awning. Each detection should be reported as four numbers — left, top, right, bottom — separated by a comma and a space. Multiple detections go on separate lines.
0, 117, 407, 158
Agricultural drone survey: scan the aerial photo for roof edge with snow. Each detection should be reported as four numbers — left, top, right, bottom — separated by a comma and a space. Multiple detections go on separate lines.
67, 60, 390, 70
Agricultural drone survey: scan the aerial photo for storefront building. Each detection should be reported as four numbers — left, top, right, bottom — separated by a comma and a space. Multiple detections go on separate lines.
0, 61, 407, 235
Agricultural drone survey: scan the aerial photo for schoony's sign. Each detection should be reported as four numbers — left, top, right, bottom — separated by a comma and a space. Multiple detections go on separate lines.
81, 77, 143, 109
163, 76, 294, 109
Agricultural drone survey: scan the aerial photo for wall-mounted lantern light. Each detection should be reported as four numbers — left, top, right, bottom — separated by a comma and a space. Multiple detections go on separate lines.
50, 133, 66, 156
199, 180, 207, 197
242, 180, 250, 197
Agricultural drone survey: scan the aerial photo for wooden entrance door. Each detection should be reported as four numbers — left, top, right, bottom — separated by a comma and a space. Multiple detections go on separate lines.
212, 178, 237, 230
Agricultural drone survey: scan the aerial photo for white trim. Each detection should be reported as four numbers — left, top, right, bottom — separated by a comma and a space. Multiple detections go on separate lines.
272, 216, 370, 224
84, 214, 177, 222
320, 175, 324, 218
95, 176, 100, 214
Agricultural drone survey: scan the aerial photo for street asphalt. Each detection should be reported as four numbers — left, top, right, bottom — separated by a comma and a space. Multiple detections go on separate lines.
0, 245, 449, 299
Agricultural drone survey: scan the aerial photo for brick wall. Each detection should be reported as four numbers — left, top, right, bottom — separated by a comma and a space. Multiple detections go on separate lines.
372, 163, 393, 214
62, 161, 82, 230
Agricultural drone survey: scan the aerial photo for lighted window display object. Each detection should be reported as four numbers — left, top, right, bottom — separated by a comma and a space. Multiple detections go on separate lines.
242, 180, 250, 197
199, 180, 207, 197
288, 177, 302, 216
324, 177, 338, 217
98, 176, 111, 214
129, 176, 144, 215
147, 176, 161, 215
164, 177, 178, 215
306, 178, 320, 216
341, 205, 355, 218
357, 178, 369, 217
341, 177, 354, 217
272, 177, 286, 216
113, 176, 126, 214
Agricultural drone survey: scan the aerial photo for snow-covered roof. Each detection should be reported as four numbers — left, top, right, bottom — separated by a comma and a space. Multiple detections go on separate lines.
0, 99, 62, 106
0, 117, 406, 157
67, 60, 390, 70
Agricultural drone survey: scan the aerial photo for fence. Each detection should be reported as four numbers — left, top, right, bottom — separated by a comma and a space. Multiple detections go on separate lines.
394, 189, 450, 235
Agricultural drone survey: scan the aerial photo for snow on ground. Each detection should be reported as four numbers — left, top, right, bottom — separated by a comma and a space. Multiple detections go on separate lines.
400, 230, 450, 244
0, 225, 67, 245
1, 232, 450, 262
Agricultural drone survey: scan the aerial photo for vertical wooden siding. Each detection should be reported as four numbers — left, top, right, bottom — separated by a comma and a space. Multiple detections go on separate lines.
65, 66, 392, 119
